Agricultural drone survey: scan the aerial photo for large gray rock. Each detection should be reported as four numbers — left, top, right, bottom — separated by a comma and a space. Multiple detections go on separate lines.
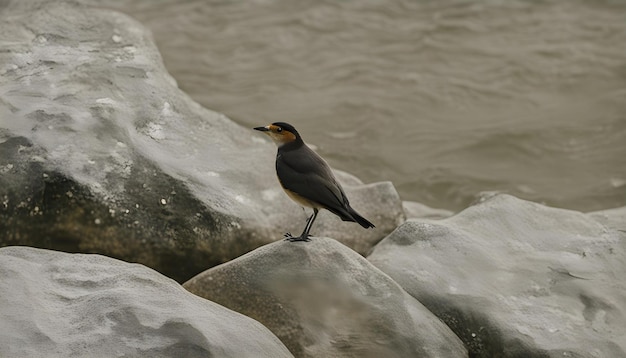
588, 206, 626, 232
183, 237, 467, 358
0, 246, 293, 358
368, 194, 626, 357
0, 0, 403, 281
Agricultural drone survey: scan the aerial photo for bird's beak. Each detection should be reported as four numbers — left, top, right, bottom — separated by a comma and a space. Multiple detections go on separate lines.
254, 126, 270, 132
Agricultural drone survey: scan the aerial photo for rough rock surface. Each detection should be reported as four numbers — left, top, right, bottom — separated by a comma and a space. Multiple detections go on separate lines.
588, 206, 626, 232
0, 246, 293, 358
368, 194, 626, 358
0, 0, 403, 281
184, 237, 467, 358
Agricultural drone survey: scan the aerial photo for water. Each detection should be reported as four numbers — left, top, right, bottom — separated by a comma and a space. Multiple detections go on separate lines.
102, 0, 626, 212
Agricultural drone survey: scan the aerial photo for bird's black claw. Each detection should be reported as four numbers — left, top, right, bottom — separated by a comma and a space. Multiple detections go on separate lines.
284, 234, 311, 242
283, 232, 292, 238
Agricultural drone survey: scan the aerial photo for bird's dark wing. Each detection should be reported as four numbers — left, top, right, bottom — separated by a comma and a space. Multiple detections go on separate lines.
276, 145, 352, 218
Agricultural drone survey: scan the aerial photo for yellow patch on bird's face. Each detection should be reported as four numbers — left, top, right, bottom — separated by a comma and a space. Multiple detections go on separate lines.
265, 124, 296, 144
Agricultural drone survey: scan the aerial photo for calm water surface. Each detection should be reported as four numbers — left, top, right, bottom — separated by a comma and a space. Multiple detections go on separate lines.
104, 0, 626, 212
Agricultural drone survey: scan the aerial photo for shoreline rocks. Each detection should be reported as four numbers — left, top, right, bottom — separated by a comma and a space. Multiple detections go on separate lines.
0, 246, 293, 358
184, 237, 467, 358
2, 1, 625, 357
0, 0, 403, 282
368, 194, 626, 357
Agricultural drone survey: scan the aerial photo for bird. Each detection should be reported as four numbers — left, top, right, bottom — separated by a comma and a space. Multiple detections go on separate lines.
254, 122, 375, 242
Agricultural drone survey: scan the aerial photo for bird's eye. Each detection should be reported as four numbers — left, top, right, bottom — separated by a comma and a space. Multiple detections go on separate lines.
276, 127, 283, 132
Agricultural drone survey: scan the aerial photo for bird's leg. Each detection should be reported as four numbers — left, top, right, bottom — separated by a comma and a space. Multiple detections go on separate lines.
285, 208, 318, 242
301, 208, 318, 238
284, 207, 311, 239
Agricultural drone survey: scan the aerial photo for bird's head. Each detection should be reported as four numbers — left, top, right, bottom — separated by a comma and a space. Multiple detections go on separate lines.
254, 122, 302, 147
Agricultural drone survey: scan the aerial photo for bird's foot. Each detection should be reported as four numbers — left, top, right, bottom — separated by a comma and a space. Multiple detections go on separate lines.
283, 233, 311, 242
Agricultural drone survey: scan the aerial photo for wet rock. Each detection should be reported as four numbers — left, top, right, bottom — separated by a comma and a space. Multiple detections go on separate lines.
0, 0, 403, 281
368, 194, 626, 357
0, 246, 293, 358
183, 237, 467, 358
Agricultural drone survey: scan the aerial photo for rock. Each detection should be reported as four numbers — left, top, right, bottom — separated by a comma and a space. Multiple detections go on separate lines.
368, 194, 626, 357
183, 237, 467, 358
0, 0, 403, 282
588, 206, 626, 232
0, 246, 293, 358
402, 200, 454, 220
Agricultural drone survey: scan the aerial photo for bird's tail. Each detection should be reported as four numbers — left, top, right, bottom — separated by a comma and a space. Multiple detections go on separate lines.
347, 207, 375, 229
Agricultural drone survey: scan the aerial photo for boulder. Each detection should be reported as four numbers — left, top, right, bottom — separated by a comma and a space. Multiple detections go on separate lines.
0, 246, 293, 358
183, 237, 467, 358
0, 0, 403, 281
368, 194, 626, 357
